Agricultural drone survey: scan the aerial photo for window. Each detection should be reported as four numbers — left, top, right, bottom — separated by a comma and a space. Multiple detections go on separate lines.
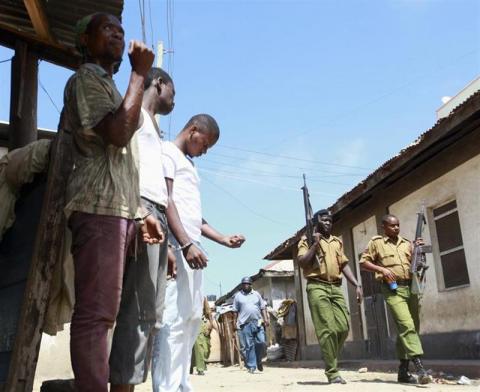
433, 200, 469, 288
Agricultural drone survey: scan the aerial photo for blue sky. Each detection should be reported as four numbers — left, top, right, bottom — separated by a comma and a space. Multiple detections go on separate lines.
0, 0, 478, 297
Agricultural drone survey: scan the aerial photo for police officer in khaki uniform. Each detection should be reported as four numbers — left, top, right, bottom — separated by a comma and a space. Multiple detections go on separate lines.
297, 209, 362, 384
360, 214, 430, 385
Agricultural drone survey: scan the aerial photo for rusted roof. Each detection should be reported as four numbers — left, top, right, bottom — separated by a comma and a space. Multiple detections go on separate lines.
0, 0, 124, 69
264, 89, 480, 260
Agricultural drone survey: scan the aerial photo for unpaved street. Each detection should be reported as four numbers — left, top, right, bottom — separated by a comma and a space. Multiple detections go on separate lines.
141, 363, 478, 392
33, 363, 479, 391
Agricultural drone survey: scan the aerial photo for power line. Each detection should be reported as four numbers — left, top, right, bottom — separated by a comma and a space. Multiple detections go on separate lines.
147, 0, 154, 50
199, 168, 338, 197
272, 48, 479, 147
200, 159, 366, 178
0, 57, 12, 64
214, 145, 372, 171
202, 176, 290, 225
206, 152, 368, 174
198, 164, 356, 186
138, 0, 147, 43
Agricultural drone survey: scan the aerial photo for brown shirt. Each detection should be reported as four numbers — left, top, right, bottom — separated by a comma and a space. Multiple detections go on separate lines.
360, 235, 413, 280
62, 63, 140, 219
297, 235, 348, 282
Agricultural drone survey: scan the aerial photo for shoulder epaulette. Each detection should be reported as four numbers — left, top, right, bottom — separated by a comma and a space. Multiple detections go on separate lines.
372, 235, 383, 240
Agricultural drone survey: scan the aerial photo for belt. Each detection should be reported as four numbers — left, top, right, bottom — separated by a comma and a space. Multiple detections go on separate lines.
307, 278, 342, 287
396, 279, 412, 286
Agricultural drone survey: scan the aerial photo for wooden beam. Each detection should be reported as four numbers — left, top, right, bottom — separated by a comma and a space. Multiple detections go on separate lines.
5, 130, 73, 391
0, 25, 80, 70
9, 40, 38, 150
23, 0, 56, 43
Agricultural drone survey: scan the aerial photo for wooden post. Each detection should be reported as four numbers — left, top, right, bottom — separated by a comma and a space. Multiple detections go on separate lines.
5, 129, 72, 392
9, 40, 38, 150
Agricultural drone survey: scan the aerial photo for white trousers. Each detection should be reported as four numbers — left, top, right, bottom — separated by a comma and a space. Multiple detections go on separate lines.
152, 243, 203, 392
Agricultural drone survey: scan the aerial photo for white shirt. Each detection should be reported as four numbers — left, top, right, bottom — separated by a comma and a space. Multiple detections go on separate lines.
162, 141, 202, 241
135, 108, 168, 207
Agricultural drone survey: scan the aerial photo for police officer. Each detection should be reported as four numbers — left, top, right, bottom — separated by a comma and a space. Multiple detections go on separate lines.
297, 209, 362, 384
359, 214, 430, 384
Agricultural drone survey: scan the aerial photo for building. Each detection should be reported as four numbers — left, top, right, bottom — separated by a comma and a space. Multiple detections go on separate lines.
264, 87, 480, 361
215, 259, 295, 311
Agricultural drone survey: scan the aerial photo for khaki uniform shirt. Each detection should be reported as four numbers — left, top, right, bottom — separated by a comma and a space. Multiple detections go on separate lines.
297, 235, 348, 282
62, 63, 140, 219
360, 235, 412, 280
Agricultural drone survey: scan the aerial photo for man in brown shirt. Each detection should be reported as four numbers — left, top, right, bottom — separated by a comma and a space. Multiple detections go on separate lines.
360, 214, 429, 384
297, 209, 362, 384
63, 13, 162, 391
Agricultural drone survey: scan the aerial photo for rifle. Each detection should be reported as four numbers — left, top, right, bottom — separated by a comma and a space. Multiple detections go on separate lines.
410, 207, 432, 295
301, 174, 322, 269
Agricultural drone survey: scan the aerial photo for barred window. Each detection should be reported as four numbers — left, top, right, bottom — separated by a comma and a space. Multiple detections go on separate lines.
433, 200, 469, 289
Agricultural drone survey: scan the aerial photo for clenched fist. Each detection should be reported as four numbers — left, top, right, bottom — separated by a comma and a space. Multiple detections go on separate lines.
128, 40, 154, 77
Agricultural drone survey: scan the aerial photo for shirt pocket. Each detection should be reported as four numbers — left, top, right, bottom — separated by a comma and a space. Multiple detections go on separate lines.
380, 252, 397, 267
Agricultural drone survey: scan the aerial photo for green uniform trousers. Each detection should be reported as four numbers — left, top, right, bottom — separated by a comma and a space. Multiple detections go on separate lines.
306, 281, 349, 381
381, 284, 424, 359
192, 332, 211, 372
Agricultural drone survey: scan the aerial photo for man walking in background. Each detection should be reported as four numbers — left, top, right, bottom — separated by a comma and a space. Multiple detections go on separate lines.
233, 277, 269, 374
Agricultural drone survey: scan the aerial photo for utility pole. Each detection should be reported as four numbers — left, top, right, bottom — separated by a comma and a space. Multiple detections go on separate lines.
219, 282, 222, 297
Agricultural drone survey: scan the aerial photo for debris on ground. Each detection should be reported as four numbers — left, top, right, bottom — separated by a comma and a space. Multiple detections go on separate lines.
457, 375, 472, 385
358, 367, 368, 373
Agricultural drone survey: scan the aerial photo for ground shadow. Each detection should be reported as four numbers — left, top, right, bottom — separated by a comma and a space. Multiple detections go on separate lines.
297, 381, 330, 386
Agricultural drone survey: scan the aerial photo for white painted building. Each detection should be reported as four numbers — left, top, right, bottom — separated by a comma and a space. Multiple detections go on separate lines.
265, 88, 480, 360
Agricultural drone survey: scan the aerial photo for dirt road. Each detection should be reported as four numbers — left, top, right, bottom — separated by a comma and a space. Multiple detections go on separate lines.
33, 363, 479, 391
145, 363, 477, 392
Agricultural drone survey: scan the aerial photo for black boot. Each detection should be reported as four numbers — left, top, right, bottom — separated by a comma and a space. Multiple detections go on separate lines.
397, 359, 416, 383
412, 356, 430, 384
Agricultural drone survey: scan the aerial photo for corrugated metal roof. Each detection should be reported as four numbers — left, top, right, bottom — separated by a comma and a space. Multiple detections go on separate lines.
0, 0, 123, 69
264, 89, 480, 260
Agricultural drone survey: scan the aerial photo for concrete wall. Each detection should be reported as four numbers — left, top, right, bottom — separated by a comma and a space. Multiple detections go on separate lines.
253, 276, 295, 311
389, 154, 480, 334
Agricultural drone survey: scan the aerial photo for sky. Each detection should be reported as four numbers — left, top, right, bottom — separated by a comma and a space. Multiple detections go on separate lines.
0, 0, 479, 298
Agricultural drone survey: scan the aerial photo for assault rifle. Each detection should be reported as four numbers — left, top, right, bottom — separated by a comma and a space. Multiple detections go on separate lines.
410, 207, 432, 295
301, 174, 322, 268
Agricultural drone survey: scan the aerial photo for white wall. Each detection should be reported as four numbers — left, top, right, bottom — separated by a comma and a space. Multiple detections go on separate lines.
389, 154, 480, 334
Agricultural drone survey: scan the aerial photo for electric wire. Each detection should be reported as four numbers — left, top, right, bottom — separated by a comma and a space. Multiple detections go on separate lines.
0, 57, 12, 64
198, 164, 357, 186
214, 145, 372, 170
138, 0, 147, 44
39, 79, 61, 114
199, 168, 338, 197
202, 176, 290, 225
206, 152, 368, 175
147, 0, 154, 50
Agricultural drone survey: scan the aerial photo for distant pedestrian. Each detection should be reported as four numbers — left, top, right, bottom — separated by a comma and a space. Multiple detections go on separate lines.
191, 297, 217, 376
297, 209, 363, 384
360, 214, 430, 384
233, 277, 269, 374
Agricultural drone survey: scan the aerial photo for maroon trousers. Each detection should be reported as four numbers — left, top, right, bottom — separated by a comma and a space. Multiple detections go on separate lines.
69, 212, 135, 392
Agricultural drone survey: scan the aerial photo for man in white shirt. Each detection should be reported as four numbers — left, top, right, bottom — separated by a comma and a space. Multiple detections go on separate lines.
110, 67, 175, 391
152, 114, 245, 392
